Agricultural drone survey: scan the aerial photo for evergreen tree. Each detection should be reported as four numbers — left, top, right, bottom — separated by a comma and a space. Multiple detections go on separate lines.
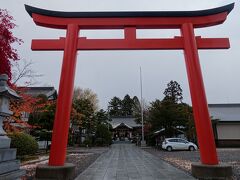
148, 81, 192, 137
132, 96, 141, 116
132, 96, 148, 124
149, 99, 177, 135
121, 94, 134, 116
95, 109, 109, 125
108, 96, 122, 116
163, 80, 183, 103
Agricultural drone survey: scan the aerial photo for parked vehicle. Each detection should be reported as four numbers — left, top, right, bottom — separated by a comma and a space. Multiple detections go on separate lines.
162, 138, 197, 151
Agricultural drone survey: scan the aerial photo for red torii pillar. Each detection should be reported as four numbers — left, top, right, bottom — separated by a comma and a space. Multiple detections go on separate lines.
25, 3, 234, 179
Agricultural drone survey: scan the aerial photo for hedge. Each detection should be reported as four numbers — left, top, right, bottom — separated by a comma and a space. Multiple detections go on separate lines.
8, 132, 38, 156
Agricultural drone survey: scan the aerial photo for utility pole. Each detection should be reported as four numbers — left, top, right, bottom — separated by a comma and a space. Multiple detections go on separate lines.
140, 67, 146, 147
107, 106, 110, 130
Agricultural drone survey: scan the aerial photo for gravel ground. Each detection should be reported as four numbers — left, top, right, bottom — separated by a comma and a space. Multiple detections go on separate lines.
144, 148, 240, 180
20, 147, 108, 180
66, 152, 100, 179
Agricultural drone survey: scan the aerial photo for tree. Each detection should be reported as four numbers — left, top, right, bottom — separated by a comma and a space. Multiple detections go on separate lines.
163, 80, 183, 103
132, 96, 141, 121
148, 99, 184, 137
28, 97, 55, 151
108, 95, 139, 117
148, 81, 191, 137
3, 87, 38, 133
181, 104, 196, 142
108, 96, 122, 117
95, 124, 112, 146
132, 96, 141, 113
132, 96, 149, 125
0, 10, 45, 133
0, 9, 22, 81
28, 94, 56, 131
121, 94, 134, 116
70, 87, 100, 144
73, 87, 99, 112
148, 99, 162, 131
11, 59, 43, 86
72, 98, 95, 131
95, 109, 109, 125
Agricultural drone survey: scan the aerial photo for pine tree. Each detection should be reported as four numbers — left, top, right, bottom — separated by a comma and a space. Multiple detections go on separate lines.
163, 80, 183, 103
121, 94, 134, 116
108, 96, 122, 117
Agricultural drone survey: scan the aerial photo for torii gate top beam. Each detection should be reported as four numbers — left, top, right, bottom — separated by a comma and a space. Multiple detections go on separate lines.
25, 3, 234, 29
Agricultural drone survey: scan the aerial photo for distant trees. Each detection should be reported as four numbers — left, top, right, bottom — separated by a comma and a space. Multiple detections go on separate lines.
106, 81, 195, 141
108, 96, 122, 116
121, 94, 134, 116
95, 109, 109, 126
70, 87, 111, 146
108, 94, 142, 117
73, 87, 99, 112
148, 81, 195, 138
71, 87, 98, 138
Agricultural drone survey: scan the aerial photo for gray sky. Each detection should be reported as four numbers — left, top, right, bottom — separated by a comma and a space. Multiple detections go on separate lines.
1, 0, 240, 109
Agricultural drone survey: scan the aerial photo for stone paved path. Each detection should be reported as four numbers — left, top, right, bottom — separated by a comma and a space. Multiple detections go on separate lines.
75, 143, 195, 180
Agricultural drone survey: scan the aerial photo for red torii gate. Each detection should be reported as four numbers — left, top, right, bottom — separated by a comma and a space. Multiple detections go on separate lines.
25, 3, 234, 167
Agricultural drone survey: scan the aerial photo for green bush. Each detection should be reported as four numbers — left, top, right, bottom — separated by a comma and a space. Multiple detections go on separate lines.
8, 132, 39, 156
83, 137, 92, 147
95, 138, 108, 146
95, 124, 112, 146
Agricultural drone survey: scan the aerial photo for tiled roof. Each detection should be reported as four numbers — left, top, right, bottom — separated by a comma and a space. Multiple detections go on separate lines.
18, 87, 57, 99
110, 117, 141, 129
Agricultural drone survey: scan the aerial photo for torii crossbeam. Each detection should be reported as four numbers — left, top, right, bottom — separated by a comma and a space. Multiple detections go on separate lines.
25, 3, 234, 168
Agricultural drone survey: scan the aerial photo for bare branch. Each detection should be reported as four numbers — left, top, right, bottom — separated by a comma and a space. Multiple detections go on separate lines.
11, 59, 43, 86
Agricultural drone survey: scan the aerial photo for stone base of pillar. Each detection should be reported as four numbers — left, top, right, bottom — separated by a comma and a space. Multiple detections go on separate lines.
191, 162, 232, 180
35, 163, 75, 180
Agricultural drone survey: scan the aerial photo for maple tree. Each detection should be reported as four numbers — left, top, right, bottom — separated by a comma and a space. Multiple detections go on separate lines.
0, 9, 22, 81
4, 87, 36, 132
4, 86, 55, 133
28, 94, 56, 131
0, 10, 44, 133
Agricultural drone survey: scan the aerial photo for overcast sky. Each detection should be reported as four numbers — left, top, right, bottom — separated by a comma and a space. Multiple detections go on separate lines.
1, 0, 240, 109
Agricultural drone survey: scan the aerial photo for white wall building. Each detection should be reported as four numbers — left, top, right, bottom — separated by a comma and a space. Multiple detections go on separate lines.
209, 104, 240, 147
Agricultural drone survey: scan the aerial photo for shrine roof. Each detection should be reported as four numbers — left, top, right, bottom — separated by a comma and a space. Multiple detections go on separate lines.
111, 117, 141, 129
25, 3, 234, 18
